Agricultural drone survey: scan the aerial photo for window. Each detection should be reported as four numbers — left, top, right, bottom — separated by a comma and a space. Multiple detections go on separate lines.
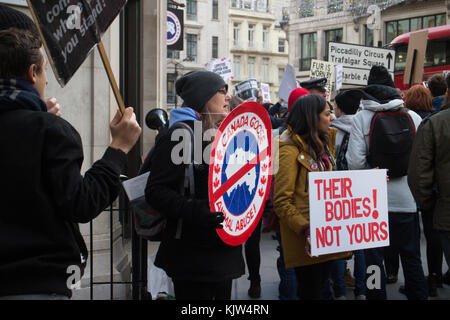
299, 0, 314, 18
186, 0, 197, 20
300, 32, 317, 71
248, 24, 255, 48
167, 49, 180, 59
212, 36, 218, 59
248, 57, 255, 78
365, 25, 374, 47
243, 0, 252, 9
278, 67, 284, 84
167, 73, 176, 104
324, 29, 343, 60
231, 0, 239, 8
278, 39, 285, 53
262, 58, 270, 82
386, 14, 447, 44
263, 26, 269, 50
186, 33, 197, 62
233, 23, 241, 47
328, 0, 343, 14
234, 56, 241, 80
212, 0, 219, 20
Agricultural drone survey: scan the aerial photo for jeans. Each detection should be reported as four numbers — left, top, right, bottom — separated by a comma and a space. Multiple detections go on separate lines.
353, 250, 366, 297
245, 220, 262, 282
295, 261, 333, 300
364, 246, 387, 300
275, 232, 298, 300
388, 212, 428, 300
321, 259, 346, 299
439, 230, 450, 270
421, 210, 444, 279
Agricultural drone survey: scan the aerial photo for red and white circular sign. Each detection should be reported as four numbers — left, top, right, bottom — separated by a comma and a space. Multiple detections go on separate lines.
209, 102, 273, 246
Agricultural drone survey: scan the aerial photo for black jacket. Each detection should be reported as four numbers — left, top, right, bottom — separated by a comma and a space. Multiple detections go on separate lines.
0, 82, 127, 297
145, 120, 245, 282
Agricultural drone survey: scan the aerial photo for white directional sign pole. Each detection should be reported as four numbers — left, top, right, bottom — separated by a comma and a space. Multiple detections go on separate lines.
328, 42, 396, 86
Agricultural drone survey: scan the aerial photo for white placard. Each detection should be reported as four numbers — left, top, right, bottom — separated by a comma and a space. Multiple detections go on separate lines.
310, 59, 335, 93
205, 57, 234, 82
308, 170, 389, 256
335, 64, 344, 91
260, 83, 271, 103
278, 64, 297, 102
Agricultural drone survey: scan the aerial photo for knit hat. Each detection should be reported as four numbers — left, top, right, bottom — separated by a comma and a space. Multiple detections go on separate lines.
0, 4, 39, 36
367, 65, 395, 88
334, 90, 364, 115
363, 84, 401, 104
288, 87, 310, 112
176, 70, 227, 112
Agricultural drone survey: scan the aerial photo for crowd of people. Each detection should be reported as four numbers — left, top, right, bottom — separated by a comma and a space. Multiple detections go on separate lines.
0, 4, 449, 301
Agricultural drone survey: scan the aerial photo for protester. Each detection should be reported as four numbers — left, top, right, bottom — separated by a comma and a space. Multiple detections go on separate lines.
0, 28, 141, 299
145, 70, 245, 300
346, 82, 427, 300
404, 85, 434, 119
273, 94, 350, 300
0, 4, 61, 117
408, 74, 450, 296
321, 89, 366, 300
427, 74, 447, 112
367, 65, 395, 88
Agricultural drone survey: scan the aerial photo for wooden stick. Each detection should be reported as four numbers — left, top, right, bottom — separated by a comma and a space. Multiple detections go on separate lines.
97, 41, 126, 115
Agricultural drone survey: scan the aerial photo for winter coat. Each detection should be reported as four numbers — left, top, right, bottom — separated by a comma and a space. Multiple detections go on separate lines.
431, 95, 445, 112
145, 108, 245, 282
330, 114, 354, 156
0, 79, 127, 297
346, 97, 422, 213
273, 127, 351, 269
408, 103, 450, 231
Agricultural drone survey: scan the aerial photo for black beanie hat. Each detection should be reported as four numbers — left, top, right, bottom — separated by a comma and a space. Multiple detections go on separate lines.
176, 70, 228, 112
363, 84, 401, 104
335, 90, 364, 115
367, 65, 395, 88
0, 4, 39, 36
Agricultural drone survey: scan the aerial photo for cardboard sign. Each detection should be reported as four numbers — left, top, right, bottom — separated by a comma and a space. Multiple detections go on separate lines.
310, 59, 335, 93
335, 64, 343, 91
205, 58, 234, 82
403, 30, 429, 86
209, 102, 273, 246
27, 0, 127, 87
167, 8, 183, 50
308, 170, 389, 256
260, 83, 271, 103
234, 79, 259, 102
278, 64, 297, 102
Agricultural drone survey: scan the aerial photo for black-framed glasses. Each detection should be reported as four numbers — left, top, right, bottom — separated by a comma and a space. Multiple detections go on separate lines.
217, 88, 228, 95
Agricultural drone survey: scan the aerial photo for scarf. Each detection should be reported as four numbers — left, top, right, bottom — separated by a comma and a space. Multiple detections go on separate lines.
0, 79, 47, 113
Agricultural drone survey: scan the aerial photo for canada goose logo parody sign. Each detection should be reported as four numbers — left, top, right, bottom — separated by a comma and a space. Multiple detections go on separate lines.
209, 102, 272, 246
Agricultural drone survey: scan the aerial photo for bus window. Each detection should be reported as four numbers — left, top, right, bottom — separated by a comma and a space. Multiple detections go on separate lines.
394, 39, 449, 71
395, 45, 408, 71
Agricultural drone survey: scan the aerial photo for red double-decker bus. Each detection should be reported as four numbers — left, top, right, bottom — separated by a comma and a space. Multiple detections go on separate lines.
389, 25, 450, 91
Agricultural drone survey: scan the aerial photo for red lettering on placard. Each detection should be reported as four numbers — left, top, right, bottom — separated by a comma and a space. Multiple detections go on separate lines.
380, 221, 388, 240
371, 221, 380, 241
343, 178, 353, 198
347, 224, 355, 245
316, 226, 341, 248
315, 180, 323, 200
325, 201, 334, 222
333, 226, 342, 246
362, 197, 372, 217
352, 198, 362, 218
316, 227, 326, 248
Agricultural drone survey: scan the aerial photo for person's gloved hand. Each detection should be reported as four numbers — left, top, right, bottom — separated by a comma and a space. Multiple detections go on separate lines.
192, 200, 225, 229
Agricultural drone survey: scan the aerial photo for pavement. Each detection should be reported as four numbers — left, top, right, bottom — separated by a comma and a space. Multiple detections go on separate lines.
232, 227, 450, 300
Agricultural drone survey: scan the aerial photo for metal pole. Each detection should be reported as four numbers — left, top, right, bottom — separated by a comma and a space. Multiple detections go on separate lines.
90, 221, 93, 300
110, 204, 114, 300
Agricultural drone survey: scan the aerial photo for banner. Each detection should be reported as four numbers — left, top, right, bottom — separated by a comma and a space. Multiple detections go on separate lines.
310, 59, 335, 93
205, 58, 234, 82
167, 8, 183, 51
27, 0, 127, 87
308, 170, 389, 256
209, 102, 272, 246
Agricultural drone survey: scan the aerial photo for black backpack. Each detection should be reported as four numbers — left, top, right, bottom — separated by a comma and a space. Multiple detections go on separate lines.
367, 108, 416, 178
336, 132, 350, 171
133, 122, 195, 241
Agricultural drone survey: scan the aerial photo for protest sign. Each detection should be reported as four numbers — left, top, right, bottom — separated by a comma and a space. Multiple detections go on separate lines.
205, 58, 234, 82
27, 0, 127, 113
260, 83, 271, 103
209, 102, 272, 246
403, 30, 428, 86
310, 59, 335, 93
335, 64, 344, 91
308, 170, 389, 256
278, 64, 297, 102
234, 79, 259, 102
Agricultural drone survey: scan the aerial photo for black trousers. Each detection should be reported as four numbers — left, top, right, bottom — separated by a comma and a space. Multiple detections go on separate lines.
421, 209, 444, 279
244, 220, 262, 282
172, 279, 232, 300
294, 261, 333, 300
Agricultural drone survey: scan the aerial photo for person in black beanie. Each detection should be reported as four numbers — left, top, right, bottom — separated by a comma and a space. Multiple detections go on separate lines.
0, 4, 61, 116
367, 65, 395, 88
146, 70, 245, 300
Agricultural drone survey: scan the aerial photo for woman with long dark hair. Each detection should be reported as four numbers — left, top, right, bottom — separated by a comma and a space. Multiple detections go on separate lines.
273, 94, 350, 300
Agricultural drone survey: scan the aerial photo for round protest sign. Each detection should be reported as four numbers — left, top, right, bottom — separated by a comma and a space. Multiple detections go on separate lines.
209, 102, 272, 246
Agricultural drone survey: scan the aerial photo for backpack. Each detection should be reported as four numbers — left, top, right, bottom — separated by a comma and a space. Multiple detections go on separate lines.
133, 122, 195, 241
336, 132, 350, 171
367, 108, 416, 178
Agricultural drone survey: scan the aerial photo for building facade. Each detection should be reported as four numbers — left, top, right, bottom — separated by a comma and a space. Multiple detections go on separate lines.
285, 0, 449, 84
229, 0, 289, 103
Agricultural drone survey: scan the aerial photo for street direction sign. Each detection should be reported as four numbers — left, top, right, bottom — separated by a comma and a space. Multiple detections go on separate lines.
209, 102, 272, 246
328, 42, 396, 86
